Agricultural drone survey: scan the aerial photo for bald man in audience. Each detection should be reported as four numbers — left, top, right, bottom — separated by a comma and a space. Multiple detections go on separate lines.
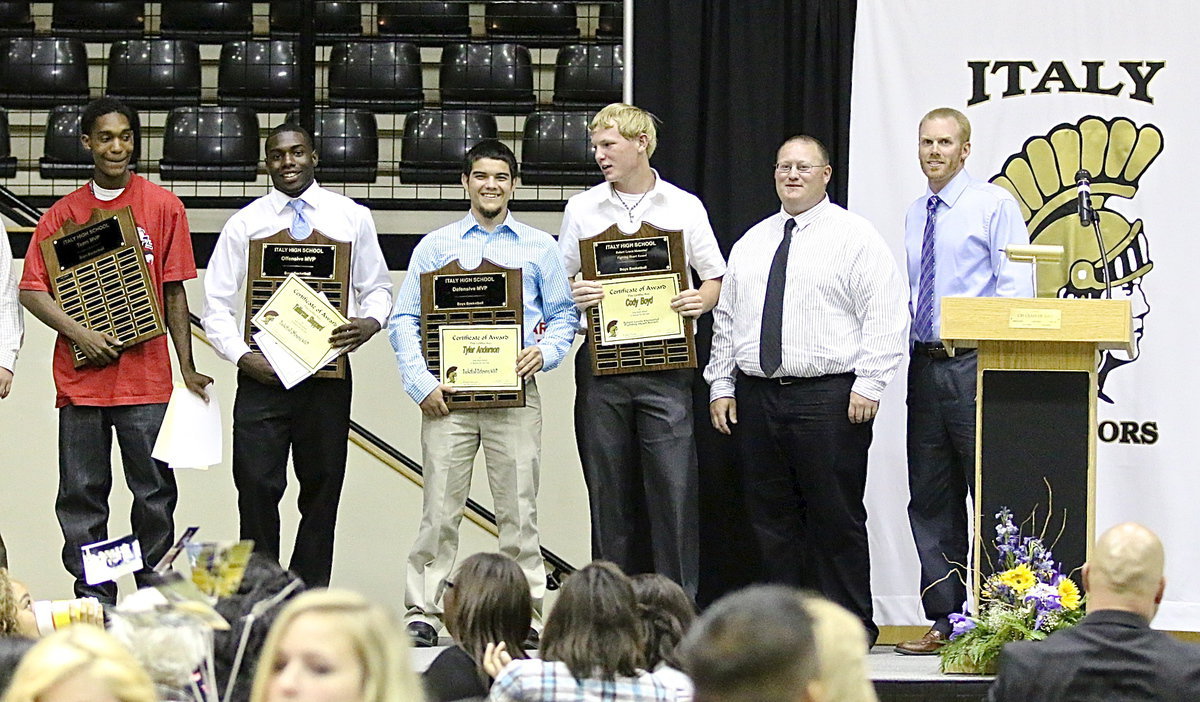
680, 585, 823, 702
989, 523, 1200, 701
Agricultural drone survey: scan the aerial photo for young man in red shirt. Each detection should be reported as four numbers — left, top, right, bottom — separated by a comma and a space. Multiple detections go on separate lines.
19, 97, 210, 603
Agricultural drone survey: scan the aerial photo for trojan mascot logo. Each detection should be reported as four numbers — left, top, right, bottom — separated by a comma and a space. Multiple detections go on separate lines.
991, 117, 1160, 403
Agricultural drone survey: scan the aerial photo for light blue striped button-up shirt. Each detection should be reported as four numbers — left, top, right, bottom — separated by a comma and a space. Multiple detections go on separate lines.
389, 212, 578, 404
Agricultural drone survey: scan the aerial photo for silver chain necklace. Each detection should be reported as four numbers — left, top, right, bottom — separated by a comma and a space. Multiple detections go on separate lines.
612, 185, 650, 222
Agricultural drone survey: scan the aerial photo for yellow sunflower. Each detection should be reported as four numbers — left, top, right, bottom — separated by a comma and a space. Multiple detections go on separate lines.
998, 564, 1037, 593
1058, 577, 1082, 610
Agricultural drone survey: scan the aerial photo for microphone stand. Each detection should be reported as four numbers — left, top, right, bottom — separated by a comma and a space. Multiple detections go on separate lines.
1089, 216, 1112, 300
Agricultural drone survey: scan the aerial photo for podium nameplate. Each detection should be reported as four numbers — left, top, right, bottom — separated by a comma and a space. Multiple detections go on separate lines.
40, 207, 166, 368
421, 260, 524, 409
246, 230, 351, 379
579, 222, 696, 375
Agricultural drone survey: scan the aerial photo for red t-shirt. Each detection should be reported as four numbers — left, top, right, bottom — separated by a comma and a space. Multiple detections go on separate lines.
20, 175, 197, 407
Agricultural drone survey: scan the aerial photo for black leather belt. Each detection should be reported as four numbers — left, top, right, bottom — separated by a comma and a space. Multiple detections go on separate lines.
741, 372, 854, 386
911, 341, 952, 360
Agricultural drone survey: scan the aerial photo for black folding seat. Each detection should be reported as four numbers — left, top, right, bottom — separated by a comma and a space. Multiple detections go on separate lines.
0, 108, 17, 178
552, 43, 622, 110
485, 2, 579, 47
0, 38, 89, 109
595, 3, 621, 42
160, 1, 253, 43
218, 40, 303, 112
328, 41, 423, 113
400, 109, 497, 184
376, 1, 470, 47
40, 104, 141, 179
439, 43, 535, 114
106, 39, 201, 109
52, 1, 144, 40
270, 1, 363, 40
159, 106, 259, 181
0, 2, 34, 37
520, 111, 596, 186
286, 108, 378, 183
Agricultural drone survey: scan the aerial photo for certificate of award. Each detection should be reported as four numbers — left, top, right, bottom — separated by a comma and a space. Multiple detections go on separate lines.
597, 274, 683, 345
252, 273, 349, 372
438, 324, 522, 391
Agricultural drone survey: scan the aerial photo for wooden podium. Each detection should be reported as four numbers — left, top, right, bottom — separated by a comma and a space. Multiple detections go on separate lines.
940, 297, 1131, 598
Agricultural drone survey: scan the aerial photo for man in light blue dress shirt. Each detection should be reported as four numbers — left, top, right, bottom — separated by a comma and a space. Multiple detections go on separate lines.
896, 108, 1034, 654
389, 140, 578, 647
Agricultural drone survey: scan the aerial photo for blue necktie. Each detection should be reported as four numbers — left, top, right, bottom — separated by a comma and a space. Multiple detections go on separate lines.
914, 195, 940, 342
759, 217, 795, 378
288, 199, 311, 241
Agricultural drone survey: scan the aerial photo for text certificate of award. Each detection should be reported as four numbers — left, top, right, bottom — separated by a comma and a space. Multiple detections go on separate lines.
597, 274, 683, 346
251, 273, 349, 371
438, 324, 522, 391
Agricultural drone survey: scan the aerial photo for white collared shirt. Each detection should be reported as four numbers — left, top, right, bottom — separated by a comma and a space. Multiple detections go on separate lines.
557, 170, 726, 281
202, 182, 393, 364
0, 218, 23, 372
704, 197, 908, 402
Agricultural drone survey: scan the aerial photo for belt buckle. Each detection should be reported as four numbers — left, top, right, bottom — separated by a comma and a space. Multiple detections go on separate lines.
777, 376, 795, 386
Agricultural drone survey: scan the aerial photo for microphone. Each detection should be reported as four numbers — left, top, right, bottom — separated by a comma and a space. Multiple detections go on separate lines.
1075, 169, 1095, 227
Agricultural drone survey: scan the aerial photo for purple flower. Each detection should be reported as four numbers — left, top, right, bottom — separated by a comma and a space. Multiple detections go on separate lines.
949, 612, 977, 640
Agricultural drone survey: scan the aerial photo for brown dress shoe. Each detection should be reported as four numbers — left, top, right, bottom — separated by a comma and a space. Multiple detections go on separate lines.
893, 627, 948, 655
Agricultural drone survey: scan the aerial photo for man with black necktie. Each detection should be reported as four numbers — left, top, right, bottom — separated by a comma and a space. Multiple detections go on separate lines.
704, 135, 907, 645
202, 123, 392, 587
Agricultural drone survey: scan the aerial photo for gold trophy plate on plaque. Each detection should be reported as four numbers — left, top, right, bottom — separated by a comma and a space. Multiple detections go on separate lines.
245, 229, 351, 379
578, 222, 696, 375
40, 206, 165, 368
420, 260, 525, 409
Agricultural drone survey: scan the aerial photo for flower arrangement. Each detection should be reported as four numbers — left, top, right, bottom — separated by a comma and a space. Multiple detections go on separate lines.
938, 507, 1085, 674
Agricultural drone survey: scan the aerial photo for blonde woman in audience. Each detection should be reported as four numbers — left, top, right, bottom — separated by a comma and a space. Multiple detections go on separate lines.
250, 588, 424, 702
805, 597, 878, 702
2, 625, 154, 702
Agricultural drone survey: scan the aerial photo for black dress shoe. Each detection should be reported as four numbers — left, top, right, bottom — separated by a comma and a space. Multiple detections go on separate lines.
406, 621, 438, 648
523, 627, 540, 649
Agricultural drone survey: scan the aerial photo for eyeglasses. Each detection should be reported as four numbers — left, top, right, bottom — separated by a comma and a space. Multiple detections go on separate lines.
774, 162, 828, 175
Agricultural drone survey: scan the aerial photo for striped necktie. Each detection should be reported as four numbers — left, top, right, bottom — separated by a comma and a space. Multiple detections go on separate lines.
913, 195, 940, 342
288, 199, 311, 241
759, 217, 795, 378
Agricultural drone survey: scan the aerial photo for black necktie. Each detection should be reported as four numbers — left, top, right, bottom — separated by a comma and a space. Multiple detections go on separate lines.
759, 217, 795, 378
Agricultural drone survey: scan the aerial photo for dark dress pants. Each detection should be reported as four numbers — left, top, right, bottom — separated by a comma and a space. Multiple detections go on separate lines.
57, 403, 174, 603
574, 343, 699, 599
906, 349, 977, 629
735, 373, 877, 643
232, 368, 352, 588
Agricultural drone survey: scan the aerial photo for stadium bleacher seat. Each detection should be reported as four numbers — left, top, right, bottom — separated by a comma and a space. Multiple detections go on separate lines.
106, 39, 202, 109
0, 2, 34, 37
0, 38, 89, 109
0, 108, 17, 178
485, 2, 580, 47
439, 43, 536, 114
52, 1, 144, 40
270, 1, 363, 41
520, 111, 597, 186
218, 40, 303, 112
400, 109, 498, 184
286, 108, 379, 183
160, 1, 253, 43
328, 41, 423, 113
596, 3, 622, 42
552, 43, 623, 110
376, 1, 470, 47
159, 105, 259, 181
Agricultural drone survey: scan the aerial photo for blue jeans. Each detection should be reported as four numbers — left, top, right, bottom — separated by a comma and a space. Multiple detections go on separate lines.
57, 403, 174, 603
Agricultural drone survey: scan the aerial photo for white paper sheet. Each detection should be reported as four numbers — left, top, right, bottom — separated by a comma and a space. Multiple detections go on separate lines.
151, 383, 223, 469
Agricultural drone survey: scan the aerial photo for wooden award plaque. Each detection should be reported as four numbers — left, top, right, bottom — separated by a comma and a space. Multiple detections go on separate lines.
420, 260, 525, 409
245, 229, 351, 379
40, 207, 166, 368
578, 222, 696, 375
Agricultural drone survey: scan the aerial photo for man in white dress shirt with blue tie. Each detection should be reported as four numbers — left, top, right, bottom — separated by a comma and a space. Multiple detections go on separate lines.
895, 108, 1033, 655
203, 124, 392, 588
704, 135, 907, 645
